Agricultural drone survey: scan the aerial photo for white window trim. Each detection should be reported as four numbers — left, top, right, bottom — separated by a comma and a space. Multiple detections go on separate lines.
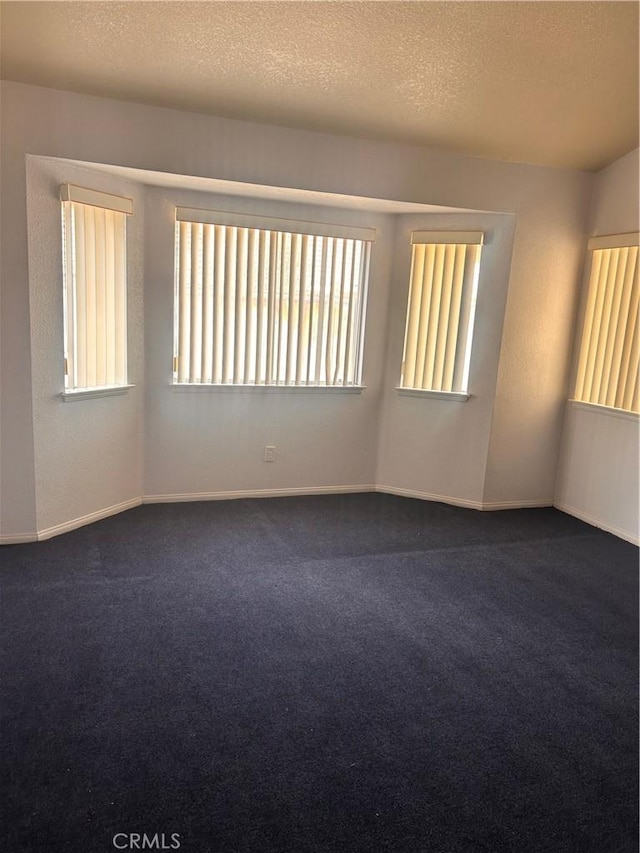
176, 206, 376, 242
587, 232, 639, 252
61, 385, 135, 402
60, 183, 133, 215
170, 383, 365, 394
396, 387, 470, 402
569, 399, 639, 423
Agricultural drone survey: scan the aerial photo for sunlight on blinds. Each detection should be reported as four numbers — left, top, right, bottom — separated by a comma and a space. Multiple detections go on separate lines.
574, 235, 640, 413
173, 220, 372, 386
61, 185, 131, 391
400, 232, 483, 393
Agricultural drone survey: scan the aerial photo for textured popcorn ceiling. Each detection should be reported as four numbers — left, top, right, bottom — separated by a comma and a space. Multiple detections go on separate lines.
1, 1, 638, 171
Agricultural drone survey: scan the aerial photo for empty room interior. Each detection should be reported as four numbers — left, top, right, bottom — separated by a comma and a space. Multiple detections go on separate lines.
1, 2, 638, 852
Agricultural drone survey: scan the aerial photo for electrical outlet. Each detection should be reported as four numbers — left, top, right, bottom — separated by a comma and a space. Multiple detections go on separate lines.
264, 445, 276, 462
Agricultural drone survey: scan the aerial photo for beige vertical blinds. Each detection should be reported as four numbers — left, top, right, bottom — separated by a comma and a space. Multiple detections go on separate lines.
61, 185, 132, 390
173, 219, 373, 386
400, 232, 483, 393
574, 233, 640, 413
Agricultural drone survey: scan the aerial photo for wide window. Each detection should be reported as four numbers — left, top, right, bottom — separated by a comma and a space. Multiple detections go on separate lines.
573, 232, 639, 413
399, 231, 483, 395
61, 184, 132, 392
173, 208, 374, 386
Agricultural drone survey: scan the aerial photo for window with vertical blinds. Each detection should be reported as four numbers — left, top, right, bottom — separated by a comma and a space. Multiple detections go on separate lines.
61, 184, 132, 391
573, 232, 639, 414
173, 208, 374, 387
399, 231, 483, 394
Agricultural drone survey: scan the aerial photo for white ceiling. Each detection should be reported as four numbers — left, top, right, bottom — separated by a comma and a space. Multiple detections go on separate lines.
1, 1, 638, 172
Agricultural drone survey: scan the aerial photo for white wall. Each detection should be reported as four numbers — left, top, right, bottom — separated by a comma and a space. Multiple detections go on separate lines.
25, 157, 145, 535
376, 212, 516, 507
142, 186, 394, 499
555, 149, 640, 543
0, 81, 592, 540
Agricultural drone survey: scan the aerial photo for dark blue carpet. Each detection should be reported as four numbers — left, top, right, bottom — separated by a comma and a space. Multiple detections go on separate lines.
1, 493, 637, 852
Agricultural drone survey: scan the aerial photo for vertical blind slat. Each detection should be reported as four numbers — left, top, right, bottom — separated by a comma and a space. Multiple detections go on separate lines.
177, 222, 190, 383
574, 250, 604, 401
74, 205, 88, 388
233, 228, 246, 383
84, 206, 98, 387
600, 247, 630, 406
201, 225, 214, 383
441, 245, 467, 392
401, 243, 424, 389
296, 236, 309, 384
457, 245, 481, 393
265, 232, 277, 384
114, 213, 127, 385
255, 230, 267, 384
306, 236, 318, 385
245, 230, 257, 383
413, 244, 436, 389
285, 234, 299, 384
355, 242, 372, 384
325, 239, 338, 384
614, 250, 639, 409
581, 250, 612, 403
212, 225, 225, 384
332, 240, 348, 384
222, 226, 236, 384
104, 211, 116, 386
315, 238, 329, 385
189, 224, 203, 383
342, 241, 358, 385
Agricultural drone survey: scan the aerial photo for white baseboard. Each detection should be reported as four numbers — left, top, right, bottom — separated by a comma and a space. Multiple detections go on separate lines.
374, 484, 551, 512
478, 499, 552, 510
35, 497, 142, 542
375, 484, 485, 509
0, 531, 39, 545
553, 501, 639, 546
3, 489, 633, 546
143, 484, 376, 504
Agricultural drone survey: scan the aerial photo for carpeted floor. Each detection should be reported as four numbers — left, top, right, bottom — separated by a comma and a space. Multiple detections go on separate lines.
1, 493, 638, 852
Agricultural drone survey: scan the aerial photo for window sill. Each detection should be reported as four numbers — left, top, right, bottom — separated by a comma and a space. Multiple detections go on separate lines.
170, 383, 366, 394
568, 399, 639, 423
61, 385, 135, 401
396, 387, 470, 402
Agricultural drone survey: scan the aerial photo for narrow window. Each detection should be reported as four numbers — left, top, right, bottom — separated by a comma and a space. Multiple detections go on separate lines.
173, 209, 374, 386
573, 232, 639, 413
61, 184, 132, 391
399, 231, 483, 394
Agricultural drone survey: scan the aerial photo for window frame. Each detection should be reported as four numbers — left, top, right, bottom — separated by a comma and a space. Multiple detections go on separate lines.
570, 231, 639, 415
397, 230, 483, 399
60, 184, 133, 398
172, 207, 375, 389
